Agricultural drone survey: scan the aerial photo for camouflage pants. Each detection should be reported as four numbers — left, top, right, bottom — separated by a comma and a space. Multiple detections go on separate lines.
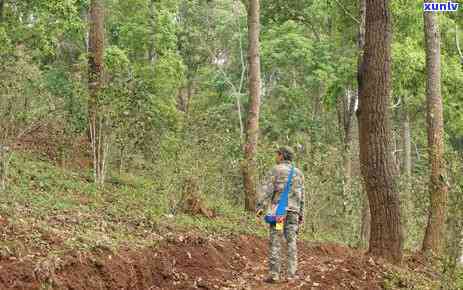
268, 211, 299, 279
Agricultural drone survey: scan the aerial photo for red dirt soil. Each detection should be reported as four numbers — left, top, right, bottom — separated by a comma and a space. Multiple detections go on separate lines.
14, 123, 92, 169
0, 232, 396, 290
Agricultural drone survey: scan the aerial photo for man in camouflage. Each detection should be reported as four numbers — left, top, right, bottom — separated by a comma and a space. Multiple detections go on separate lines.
256, 146, 305, 283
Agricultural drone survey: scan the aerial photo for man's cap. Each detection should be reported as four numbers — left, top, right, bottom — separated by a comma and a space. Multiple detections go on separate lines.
276, 146, 294, 160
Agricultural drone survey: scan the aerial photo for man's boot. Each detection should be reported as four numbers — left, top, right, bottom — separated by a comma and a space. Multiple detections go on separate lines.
263, 273, 280, 284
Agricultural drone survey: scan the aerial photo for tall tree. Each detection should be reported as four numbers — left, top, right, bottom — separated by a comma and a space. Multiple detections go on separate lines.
357, 0, 403, 264
456, 24, 462, 67
338, 87, 357, 202
242, 0, 262, 211
422, 5, 448, 256
88, 0, 107, 185
400, 98, 413, 245
358, 0, 371, 249
0, 0, 4, 23
402, 106, 412, 184
148, 0, 156, 63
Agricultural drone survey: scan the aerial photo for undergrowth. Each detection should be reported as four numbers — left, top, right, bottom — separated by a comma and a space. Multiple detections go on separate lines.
0, 153, 262, 257
0, 152, 444, 289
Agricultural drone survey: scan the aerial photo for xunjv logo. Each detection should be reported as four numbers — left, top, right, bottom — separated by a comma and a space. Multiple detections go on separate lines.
423, 1, 460, 11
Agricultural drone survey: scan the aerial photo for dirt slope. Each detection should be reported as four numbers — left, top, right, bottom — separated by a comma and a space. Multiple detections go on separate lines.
0, 232, 399, 290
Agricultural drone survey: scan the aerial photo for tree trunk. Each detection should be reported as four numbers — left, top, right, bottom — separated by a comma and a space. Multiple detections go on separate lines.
234, 0, 246, 145
359, 194, 370, 248
312, 82, 325, 121
422, 6, 448, 257
357, 0, 403, 264
0, 0, 4, 23
400, 104, 413, 245
337, 88, 357, 213
456, 24, 462, 67
148, 0, 156, 63
242, 0, 261, 212
88, 0, 106, 186
80, 4, 89, 52
177, 79, 193, 113
402, 110, 412, 183
118, 145, 126, 174
358, 0, 366, 63
357, 0, 370, 249
0, 145, 10, 192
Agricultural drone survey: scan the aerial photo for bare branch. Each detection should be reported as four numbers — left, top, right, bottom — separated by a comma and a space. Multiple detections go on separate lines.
456, 23, 463, 59
390, 96, 402, 109
332, 0, 360, 24
14, 106, 57, 141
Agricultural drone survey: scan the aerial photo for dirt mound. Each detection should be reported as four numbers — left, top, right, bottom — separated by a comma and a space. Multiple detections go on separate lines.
174, 177, 216, 218
0, 234, 262, 290
14, 122, 91, 169
309, 242, 355, 257
0, 233, 410, 290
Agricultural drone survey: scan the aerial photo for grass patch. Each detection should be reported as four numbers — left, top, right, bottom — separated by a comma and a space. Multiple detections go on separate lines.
0, 152, 267, 258
382, 266, 440, 290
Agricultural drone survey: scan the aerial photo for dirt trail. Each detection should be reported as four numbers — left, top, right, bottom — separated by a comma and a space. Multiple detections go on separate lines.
0, 232, 399, 290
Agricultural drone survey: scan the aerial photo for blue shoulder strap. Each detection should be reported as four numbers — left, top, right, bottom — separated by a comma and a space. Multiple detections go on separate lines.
275, 165, 294, 216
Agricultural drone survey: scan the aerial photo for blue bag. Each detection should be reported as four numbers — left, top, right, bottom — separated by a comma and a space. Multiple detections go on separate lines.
264, 165, 295, 225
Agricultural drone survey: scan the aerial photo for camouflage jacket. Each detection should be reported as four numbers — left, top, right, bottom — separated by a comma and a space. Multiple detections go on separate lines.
256, 161, 305, 218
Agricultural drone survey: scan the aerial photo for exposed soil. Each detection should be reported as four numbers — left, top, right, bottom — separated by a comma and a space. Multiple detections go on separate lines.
0, 231, 406, 290
14, 122, 92, 169
0, 138, 429, 290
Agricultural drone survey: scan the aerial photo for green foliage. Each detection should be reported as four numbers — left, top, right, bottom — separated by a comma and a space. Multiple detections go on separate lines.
392, 39, 426, 100
0, 45, 58, 146
383, 266, 439, 290
262, 20, 312, 69
0, 27, 13, 59
45, 68, 87, 132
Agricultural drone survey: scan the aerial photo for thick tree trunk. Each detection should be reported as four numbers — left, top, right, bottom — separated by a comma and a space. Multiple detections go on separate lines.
422, 6, 448, 257
357, 0, 403, 264
88, 0, 106, 186
242, 0, 261, 212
